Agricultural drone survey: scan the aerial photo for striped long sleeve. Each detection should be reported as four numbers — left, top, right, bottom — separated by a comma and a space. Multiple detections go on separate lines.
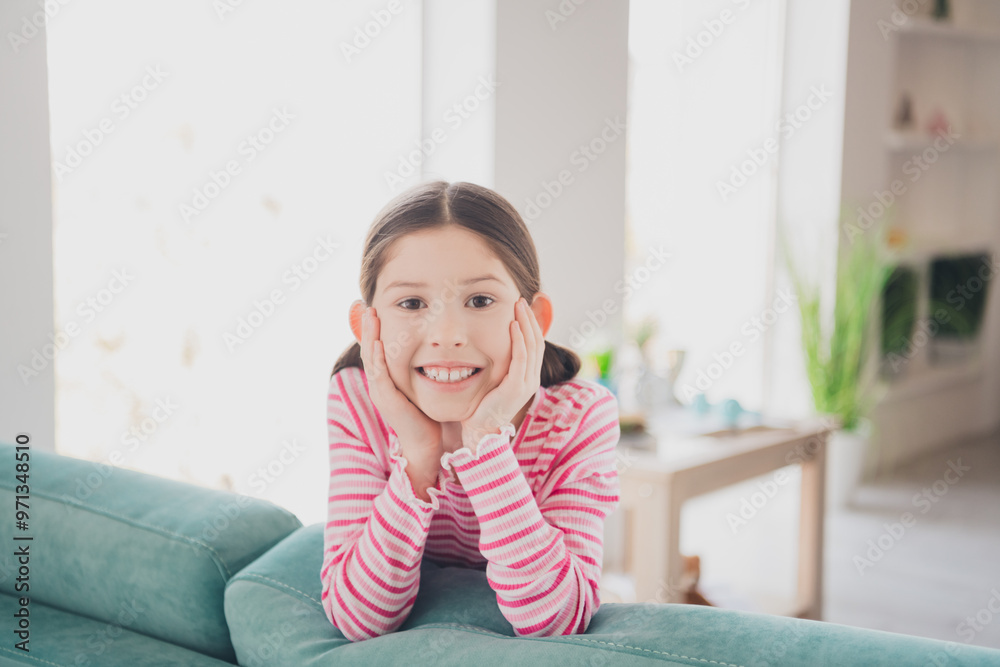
439, 389, 620, 637
320, 369, 448, 642
319, 367, 621, 641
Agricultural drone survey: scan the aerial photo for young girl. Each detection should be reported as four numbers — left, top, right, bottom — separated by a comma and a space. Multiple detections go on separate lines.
321, 180, 621, 642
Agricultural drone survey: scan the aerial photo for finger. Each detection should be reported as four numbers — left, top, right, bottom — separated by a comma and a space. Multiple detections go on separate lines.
375, 340, 387, 381
510, 317, 526, 383
517, 300, 535, 383
524, 301, 545, 378
360, 308, 371, 373
370, 309, 384, 381
363, 309, 380, 381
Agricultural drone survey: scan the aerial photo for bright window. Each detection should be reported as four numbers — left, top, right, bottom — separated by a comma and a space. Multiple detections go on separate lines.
47, 0, 422, 525
626, 0, 785, 412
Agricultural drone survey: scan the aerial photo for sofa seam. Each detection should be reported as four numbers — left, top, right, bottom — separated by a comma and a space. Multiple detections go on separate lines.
567, 637, 745, 666
0, 484, 237, 580
396, 624, 745, 665
399, 622, 513, 638
0, 645, 66, 666
227, 572, 323, 607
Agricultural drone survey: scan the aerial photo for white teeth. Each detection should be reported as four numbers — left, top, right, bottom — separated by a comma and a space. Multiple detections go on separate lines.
421, 367, 479, 382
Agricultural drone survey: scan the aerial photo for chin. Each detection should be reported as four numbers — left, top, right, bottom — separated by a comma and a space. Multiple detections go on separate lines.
416, 403, 471, 424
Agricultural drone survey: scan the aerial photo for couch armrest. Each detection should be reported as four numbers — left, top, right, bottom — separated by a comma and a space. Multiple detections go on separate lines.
0, 442, 303, 663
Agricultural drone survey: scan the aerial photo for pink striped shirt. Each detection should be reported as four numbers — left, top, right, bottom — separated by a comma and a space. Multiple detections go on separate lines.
321, 366, 621, 642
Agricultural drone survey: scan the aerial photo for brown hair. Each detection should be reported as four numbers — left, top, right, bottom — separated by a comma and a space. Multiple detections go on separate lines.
330, 180, 580, 387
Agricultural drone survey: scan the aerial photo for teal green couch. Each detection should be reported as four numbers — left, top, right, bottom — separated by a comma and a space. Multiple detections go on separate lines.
1, 442, 998, 666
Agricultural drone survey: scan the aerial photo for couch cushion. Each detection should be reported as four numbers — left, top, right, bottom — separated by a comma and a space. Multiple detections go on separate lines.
226, 522, 1000, 666
0, 593, 235, 666
0, 442, 303, 663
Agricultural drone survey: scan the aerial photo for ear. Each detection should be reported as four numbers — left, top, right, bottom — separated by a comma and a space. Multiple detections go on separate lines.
529, 292, 553, 337
349, 299, 366, 345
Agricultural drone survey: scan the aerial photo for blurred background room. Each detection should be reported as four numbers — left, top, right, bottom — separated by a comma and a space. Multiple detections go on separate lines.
2, 0, 998, 650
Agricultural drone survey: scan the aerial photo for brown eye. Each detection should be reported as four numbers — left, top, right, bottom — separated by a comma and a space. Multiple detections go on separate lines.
469, 295, 494, 308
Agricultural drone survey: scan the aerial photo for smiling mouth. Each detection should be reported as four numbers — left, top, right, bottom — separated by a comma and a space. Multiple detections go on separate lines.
416, 367, 482, 383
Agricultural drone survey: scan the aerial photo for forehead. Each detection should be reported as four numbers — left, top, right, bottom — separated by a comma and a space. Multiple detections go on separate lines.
377, 227, 516, 295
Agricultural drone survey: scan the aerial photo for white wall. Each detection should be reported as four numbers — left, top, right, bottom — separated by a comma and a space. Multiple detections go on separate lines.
420, 0, 496, 187
494, 0, 629, 358
0, 1, 56, 452
422, 0, 629, 358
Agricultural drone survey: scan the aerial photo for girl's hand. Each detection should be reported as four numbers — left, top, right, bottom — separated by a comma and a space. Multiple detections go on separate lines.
461, 297, 545, 452
360, 306, 444, 467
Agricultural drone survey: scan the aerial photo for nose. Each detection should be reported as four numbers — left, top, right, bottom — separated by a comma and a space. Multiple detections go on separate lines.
424, 306, 467, 348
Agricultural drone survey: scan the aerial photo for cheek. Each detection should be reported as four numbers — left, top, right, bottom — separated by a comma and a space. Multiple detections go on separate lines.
378, 322, 414, 372
482, 319, 515, 374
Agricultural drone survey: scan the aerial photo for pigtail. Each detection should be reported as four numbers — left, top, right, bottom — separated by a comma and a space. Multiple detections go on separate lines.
330, 342, 362, 379
539, 340, 581, 387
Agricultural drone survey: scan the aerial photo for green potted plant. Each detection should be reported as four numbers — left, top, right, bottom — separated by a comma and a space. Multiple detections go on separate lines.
779, 212, 894, 507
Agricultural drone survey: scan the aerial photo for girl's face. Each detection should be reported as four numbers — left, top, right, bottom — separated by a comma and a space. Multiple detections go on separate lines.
370, 226, 521, 424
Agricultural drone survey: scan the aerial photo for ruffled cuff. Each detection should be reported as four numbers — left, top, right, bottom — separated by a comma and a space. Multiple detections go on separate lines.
440, 422, 517, 479
387, 429, 447, 512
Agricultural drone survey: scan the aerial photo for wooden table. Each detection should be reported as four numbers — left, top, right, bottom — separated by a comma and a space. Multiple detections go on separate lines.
616, 408, 838, 620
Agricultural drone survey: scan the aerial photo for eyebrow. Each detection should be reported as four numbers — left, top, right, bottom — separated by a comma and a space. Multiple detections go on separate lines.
383, 275, 505, 291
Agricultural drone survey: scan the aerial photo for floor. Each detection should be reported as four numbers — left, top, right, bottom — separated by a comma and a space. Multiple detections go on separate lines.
600, 426, 1000, 651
